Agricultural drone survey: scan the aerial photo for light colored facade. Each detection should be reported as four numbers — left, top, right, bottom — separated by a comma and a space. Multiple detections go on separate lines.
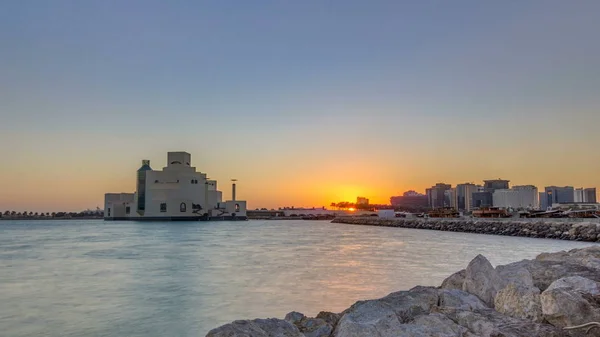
378, 209, 395, 219
574, 188, 585, 203
104, 152, 247, 221
512, 185, 539, 209
445, 188, 457, 209
455, 183, 479, 211
493, 185, 538, 210
574, 187, 597, 203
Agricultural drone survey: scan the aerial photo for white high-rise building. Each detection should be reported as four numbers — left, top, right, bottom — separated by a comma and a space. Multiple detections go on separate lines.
493, 185, 538, 210
574, 188, 585, 203
104, 151, 246, 221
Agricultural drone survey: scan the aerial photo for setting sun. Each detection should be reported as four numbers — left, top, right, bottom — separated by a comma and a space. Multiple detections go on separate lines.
348, 208, 356, 212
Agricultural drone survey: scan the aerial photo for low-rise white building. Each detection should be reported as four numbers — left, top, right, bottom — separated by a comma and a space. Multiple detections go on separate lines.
104, 151, 247, 221
377, 209, 395, 219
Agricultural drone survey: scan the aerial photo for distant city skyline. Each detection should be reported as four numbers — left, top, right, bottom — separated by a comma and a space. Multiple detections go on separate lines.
1, 1, 600, 212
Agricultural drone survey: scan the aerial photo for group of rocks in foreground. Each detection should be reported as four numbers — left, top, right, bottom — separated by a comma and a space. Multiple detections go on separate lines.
207, 245, 600, 336
332, 218, 600, 242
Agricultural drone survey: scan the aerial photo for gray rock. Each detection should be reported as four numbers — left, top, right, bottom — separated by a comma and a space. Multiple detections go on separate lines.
315, 311, 340, 327
439, 308, 563, 337
333, 300, 403, 337
381, 286, 440, 321
397, 313, 473, 337
541, 276, 600, 330
438, 289, 489, 311
334, 287, 439, 337
494, 283, 543, 322
537, 245, 600, 270
440, 269, 465, 290
206, 318, 303, 337
545, 276, 600, 295
284, 311, 306, 325
462, 254, 506, 307
284, 311, 334, 337
295, 318, 332, 337
496, 264, 535, 288
500, 259, 600, 291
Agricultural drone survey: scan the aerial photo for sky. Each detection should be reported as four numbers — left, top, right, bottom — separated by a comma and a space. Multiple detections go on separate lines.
1, 0, 600, 212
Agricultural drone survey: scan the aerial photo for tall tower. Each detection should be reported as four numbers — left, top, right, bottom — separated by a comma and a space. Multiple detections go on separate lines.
136, 160, 152, 215
231, 179, 237, 201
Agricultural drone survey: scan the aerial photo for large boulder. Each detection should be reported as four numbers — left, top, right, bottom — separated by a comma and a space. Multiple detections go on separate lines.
494, 283, 543, 322
545, 276, 600, 294
541, 276, 600, 330
206, 318, 303, 337
439, 307, 563, 337
379, 286, 440, 321
462, 255, 506, 307
536, 245, 600, 271
437, 289, 489, 311
499, 259, 600, 291
333, 299, 404, 337
285, 311, 335, 337
440, 269, 465, 290
284, 312, 305, 325
295, 318, 332, 337
399, 313, 474, 337
315, 311, 340, 327
333, 287, 439, 337
496, 264, 535, 288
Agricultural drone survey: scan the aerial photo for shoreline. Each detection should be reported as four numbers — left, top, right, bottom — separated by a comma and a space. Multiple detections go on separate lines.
331, 217, 600, 242
0, 217, 103, 221
207, 245, 600, 336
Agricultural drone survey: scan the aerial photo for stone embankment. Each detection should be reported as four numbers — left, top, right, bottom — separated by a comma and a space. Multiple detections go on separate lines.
207, 246, 600, 336
332, 217, 600, 242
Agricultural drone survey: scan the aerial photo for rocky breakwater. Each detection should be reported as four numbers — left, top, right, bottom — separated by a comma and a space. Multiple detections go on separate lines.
331, 217, 600, 242
207, 246, 600, 337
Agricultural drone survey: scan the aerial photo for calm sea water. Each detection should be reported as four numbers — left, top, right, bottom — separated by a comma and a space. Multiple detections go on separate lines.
0, 219, 596, 336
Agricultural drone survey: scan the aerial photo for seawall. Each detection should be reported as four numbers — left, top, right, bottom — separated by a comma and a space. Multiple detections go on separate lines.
331, 217, 600, 242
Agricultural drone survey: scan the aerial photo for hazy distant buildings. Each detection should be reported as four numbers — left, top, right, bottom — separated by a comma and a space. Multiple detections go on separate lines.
472, 191, 493, 208
470, 179, 510, 209
575, 187, 597, 203
455, 183, 479, 211
445, 189, 457, 209
419, 178, 594, 212
542, 186, 575, 209
484, 179, 510, 191
574, 188, 585, 203
539, 192, 548, 210
426, 183, 452, 208
356, 197, 369, 206
390, 191, 428, 209
492, 185, 538, 210
585, 188, 597, 203
513, 185, 540, 209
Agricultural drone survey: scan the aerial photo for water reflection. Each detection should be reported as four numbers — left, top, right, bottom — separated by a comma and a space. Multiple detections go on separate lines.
0, 219, 596, 337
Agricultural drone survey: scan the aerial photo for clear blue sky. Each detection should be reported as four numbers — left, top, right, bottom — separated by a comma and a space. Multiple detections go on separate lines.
1, 0, 599, 211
